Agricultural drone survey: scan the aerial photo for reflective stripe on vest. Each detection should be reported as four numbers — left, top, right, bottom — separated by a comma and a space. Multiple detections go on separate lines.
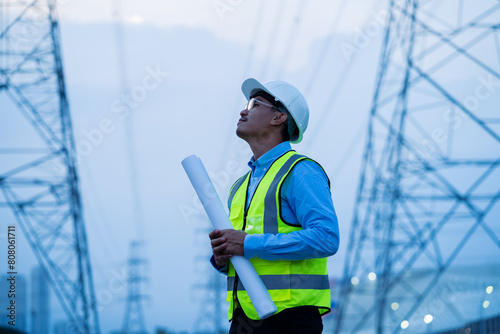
263, 153, 304, 234
226, 150, 331, 320
227, 274, 330, 291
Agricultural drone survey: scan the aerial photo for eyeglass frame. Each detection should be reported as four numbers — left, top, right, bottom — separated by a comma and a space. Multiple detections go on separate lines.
244, 97, 283, 112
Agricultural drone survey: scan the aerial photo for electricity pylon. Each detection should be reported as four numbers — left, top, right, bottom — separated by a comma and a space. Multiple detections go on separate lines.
122, 240, 149, 334
335, 0, 500, 333
0, 0, 100, 333
193, 225, 226, 334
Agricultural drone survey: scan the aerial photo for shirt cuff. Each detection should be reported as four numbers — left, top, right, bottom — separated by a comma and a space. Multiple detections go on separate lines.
244, 234, 266, 259
210, 255, 229, 274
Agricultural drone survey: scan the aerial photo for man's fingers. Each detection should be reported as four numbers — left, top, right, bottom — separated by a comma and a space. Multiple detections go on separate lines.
210, 229, 238, 267
210, 237, 226, 248
208, 229, 221, 239
213, 242, 228, 254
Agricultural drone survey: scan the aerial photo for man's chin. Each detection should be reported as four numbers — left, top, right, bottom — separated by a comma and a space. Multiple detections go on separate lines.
236, 127, 246, 139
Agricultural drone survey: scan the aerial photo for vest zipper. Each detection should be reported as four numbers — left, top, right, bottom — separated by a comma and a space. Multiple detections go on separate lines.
232, 209, 247, 315
230, 151, 299, 317
231, 153, 287, 316
233, 175, 251, 316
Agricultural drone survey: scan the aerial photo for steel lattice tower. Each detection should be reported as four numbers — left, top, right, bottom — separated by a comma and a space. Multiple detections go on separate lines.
122, 240, 148, 334
193, 268, 226, 334
335, 0, 500, 333
0, 1, 100, 333
193, 225, 226, 334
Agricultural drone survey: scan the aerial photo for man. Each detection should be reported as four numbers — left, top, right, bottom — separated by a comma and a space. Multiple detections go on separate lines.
209, 78, 339, 334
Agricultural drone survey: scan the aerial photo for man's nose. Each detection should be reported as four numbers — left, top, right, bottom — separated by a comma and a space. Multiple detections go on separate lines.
240, 108, 248, 117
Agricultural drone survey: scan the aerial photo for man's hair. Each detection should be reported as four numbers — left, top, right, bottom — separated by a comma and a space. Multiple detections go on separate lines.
281, 118, 290, 142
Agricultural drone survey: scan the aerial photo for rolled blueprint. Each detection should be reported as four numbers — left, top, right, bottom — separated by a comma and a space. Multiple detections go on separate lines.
181, 155, 277, 319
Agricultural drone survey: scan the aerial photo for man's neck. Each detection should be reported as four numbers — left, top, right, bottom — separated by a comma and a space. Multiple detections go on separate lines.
248, 138, 285, 161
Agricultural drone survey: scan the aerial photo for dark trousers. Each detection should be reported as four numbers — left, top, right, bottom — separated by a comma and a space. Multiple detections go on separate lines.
229, 307, 323, 334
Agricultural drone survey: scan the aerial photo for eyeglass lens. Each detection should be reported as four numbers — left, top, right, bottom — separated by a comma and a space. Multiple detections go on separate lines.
244, 98, 255, 111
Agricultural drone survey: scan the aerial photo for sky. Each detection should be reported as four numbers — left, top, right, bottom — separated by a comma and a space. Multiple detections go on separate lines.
1, 0, 499, 333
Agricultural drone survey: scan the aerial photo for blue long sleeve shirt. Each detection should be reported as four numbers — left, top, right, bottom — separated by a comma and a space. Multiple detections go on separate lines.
211, 141, 340, 271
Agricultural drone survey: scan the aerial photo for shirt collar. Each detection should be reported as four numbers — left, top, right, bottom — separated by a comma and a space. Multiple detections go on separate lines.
248, 141, 292, 171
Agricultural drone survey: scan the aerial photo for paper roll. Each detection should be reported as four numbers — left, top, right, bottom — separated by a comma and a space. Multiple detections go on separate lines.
181, 155, 277, 319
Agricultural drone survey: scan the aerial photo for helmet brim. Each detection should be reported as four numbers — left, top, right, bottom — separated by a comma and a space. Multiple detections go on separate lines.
242, 78, 273, 102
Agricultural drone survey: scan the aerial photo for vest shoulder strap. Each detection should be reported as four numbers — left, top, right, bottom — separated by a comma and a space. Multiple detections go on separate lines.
283, 157, 331, 189
228, 171, 250, 208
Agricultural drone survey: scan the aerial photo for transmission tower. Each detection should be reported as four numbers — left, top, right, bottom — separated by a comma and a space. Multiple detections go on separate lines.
335, 0, 500, 333
0, 1, 100, 333
193, 225, 226, 334
122, 240, 149, 334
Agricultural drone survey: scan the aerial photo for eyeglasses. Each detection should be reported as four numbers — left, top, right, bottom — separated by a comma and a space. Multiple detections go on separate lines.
244, 97, 279, 112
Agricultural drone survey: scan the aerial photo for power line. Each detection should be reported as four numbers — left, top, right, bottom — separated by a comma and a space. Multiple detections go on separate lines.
303, 0, 349, 96
112, 0, 145, 238
305, 0, 385, 148
216, 0, 267, 170
258, 0, 286, 79
111, 1, 150, 332
275, 0, 309, 79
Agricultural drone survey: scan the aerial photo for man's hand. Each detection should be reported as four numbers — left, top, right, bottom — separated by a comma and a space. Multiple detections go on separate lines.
219, 229, 247, 256
209, 229, 231, 267
209, 229, 248, 267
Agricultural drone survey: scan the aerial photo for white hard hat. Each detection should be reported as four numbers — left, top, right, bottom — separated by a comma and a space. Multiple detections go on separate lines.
241, 78, 309, 144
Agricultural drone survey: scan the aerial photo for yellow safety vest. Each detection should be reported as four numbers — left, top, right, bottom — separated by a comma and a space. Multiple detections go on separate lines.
226, 150, 331, 320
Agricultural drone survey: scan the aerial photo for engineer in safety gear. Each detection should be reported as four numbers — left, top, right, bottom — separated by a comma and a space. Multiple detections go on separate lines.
209, 78, 340, 334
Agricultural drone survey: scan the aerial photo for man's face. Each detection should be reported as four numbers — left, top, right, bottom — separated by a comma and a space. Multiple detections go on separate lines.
236, 96, 280, 141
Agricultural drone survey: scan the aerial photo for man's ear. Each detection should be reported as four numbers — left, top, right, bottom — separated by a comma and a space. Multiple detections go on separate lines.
270, 112, 288, 126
